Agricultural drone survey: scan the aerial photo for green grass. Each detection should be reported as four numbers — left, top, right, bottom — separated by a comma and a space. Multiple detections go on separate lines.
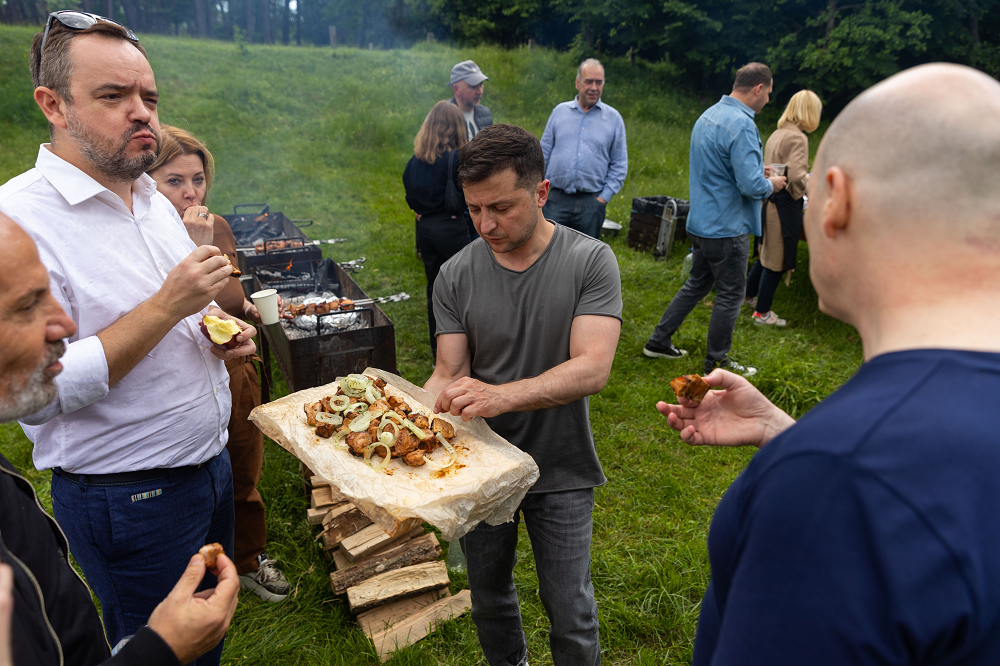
0, 26, 862, 665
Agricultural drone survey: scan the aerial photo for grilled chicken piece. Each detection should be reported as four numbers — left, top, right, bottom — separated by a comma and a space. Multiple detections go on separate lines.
346, 432, 372, 456
304, 303, 316, 316
418, 429, 437, 453
393, 430, 419, 457
372, 377, 387, 390
223, 254, 241, 277
339, 299, 355, 311
387, 396, 410, 413
408, 413, 429, 430
320, 396, 336, 412
369, 399, 391, 413
198, 543, 224, 568
366, 422, 379, 441
304, 401, 322, 426
431, 418, 455, 440
316, 423, 337, 438
670, 374, 711, 403
314, 302, 330, 315
403, 450, 425, 466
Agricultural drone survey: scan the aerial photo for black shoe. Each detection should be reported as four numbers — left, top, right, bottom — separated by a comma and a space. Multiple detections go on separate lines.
643, 342, 689, 359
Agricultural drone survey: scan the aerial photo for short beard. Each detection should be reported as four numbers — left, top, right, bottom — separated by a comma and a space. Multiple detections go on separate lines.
0, 342, 65, 423
488, 209, 538, 254
66, 108, 159, 184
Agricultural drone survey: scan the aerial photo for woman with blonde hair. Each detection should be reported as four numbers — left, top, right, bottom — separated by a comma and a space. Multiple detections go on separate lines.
745, 90, 823, 327
402, 100, 471, 356
147, 125, 291, 602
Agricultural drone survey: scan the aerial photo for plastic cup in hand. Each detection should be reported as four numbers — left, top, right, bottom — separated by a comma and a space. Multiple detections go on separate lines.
250, 289, 280, 325
770, 163, 787, 177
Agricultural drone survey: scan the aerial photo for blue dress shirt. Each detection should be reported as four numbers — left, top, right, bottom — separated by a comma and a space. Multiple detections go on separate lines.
686, 95, 773, 239
540, 98, 628, 203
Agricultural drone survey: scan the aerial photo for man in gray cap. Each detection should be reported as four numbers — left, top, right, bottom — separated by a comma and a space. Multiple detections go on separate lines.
450, 60, 493, 141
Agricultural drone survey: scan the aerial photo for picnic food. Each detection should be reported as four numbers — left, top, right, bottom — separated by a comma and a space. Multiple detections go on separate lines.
670, 374, 711, 403
303, 373, 459, 474
254, 238, 305, 253
200, 315, 242, 349
223, 253, 241, 277
198, 542, 224, 568
285, 298, 361, 317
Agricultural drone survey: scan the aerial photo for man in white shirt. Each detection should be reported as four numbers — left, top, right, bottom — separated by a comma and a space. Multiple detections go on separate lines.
0, 14, 256, 665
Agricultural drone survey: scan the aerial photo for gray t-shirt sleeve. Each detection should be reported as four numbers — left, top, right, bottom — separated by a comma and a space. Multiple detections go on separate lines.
432, 258, 465, 336
575, 243, 623, 321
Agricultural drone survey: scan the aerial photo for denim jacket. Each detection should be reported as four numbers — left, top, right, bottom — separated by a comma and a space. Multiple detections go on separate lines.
686, 95, 773, 238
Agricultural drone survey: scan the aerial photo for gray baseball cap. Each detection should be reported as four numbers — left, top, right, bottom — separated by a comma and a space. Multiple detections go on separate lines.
450, 60, 488, 86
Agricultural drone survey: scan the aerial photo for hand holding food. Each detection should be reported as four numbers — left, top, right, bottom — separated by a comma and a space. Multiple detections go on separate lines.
669, 374, 711, 403
156, 245, 231, 320
657, 369, 796, 449
302, 373, 461, 473
203, 306, 257, 360
200, 315, 242, 349
198, 543, 224, 569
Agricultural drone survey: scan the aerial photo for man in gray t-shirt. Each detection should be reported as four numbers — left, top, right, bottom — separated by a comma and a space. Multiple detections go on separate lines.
426, 124, 622, 666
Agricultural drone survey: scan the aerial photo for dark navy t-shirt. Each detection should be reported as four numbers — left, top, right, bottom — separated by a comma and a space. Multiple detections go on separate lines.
694, 350, 1000, 666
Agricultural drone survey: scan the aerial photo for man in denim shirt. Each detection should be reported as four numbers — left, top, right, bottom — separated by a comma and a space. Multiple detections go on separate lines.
644, 63, 786, 376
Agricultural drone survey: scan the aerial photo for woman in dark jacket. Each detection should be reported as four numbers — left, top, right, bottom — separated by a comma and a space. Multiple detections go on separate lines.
403, 100, 472, 356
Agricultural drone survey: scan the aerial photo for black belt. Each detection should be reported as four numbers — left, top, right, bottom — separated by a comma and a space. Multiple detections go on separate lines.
551, 187, 599, 196
53, 462, 206, 486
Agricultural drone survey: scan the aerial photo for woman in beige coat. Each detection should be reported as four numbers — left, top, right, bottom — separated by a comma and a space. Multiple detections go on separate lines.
745, 90, 823, 326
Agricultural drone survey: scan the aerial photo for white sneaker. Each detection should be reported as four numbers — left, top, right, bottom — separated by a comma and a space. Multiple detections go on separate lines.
752, 310, 787, 327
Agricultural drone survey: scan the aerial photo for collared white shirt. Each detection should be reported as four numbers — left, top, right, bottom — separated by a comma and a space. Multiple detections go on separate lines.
0, 145, 231, 474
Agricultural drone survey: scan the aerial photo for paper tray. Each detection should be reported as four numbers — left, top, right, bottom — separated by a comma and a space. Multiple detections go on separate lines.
249, 367, 540, 541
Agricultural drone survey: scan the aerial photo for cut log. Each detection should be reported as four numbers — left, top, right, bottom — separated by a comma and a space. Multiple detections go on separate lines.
368, 590, 472, 662
346, 561, 450, 614
332, 549, 351, 570
309, 476, 331, 488
357, 588, 450, 637
311, 485, 345, 509
307, 507, 332, 526
332, 525, 422, 570
320, 505, 372, 551
341, 524, 425, 562
331, 532, 441, 594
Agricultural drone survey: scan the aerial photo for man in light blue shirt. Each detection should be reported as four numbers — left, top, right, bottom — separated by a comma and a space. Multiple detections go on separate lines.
644, 63, 786, 376
540, 59, 628, 238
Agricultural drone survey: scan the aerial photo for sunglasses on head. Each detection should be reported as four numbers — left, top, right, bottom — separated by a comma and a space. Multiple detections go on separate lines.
40, 11, 139, 56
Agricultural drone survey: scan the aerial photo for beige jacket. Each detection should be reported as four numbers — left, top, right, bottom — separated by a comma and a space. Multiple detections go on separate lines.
763, 124, 809, 200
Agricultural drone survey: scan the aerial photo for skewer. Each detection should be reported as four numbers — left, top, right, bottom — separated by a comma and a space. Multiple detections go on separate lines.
234, 238, 348, 252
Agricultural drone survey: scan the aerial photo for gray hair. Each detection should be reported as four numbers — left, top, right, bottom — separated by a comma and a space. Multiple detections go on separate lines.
576, 58, 604, 81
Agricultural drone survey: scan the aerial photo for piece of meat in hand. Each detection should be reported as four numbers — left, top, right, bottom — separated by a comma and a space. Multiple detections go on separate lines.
670, 374, 711, 403
198, 543, 223, 568
346, 432, 372, 457
403, 450, 425, 466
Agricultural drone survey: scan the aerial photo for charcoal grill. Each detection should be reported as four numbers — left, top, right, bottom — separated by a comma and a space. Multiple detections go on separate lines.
253, 258, 397, 392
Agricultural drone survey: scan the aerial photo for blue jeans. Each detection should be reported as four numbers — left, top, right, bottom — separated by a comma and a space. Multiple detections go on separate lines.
647, 233, 750, 373
51, 450, 235, 666
461, 488, 600, 666
544, 188, 607, 239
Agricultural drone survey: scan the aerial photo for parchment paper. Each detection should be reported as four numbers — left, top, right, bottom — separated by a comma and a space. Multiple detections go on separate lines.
249, 368, 540, 541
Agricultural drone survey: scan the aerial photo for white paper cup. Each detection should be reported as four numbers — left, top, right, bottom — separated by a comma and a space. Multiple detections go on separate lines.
769, 163, 787, 177
250, 289, 280, 325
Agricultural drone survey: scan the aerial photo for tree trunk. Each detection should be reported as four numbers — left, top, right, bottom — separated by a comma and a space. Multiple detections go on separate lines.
120, 0, 140, 33
261, 0, 271, 43
246, 0, 254, 42
106, 0, 114, 21
282, 0, 289, 44
193, 0, 208, 36
825, 0, 837, 41
969, 12, 980, 45
295, 0, 301, 45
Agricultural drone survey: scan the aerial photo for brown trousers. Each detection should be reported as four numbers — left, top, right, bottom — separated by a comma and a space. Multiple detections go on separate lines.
225, 355, 266, 574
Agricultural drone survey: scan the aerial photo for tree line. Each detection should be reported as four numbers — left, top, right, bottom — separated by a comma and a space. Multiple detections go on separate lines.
2, 0, 997, 106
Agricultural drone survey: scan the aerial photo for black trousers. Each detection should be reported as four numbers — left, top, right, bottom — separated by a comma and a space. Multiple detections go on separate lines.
745, 259, 783, 314
417, 213, 472, 355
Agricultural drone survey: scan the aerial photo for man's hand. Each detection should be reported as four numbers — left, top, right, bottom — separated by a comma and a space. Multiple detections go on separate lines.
147, 552, 240, 666
181, 206, 214, 246
769, 176, 787, 192
434, 377, 509, 421
596, 196, 607, 204
656, 369, 796, 448
155, 246, 231, 321
205, 306, 256, 359
0, 563, 13, 666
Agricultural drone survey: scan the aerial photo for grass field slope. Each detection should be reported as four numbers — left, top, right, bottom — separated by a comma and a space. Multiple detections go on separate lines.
0, 25, 863, 665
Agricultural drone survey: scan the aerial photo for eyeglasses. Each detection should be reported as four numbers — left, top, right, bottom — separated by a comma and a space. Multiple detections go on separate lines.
39, 11, 138, 56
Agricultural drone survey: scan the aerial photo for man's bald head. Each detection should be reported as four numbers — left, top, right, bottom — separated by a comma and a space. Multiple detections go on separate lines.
815, 64, 1000, 235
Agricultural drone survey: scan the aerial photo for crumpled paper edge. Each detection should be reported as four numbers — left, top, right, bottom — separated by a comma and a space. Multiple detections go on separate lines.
249, 367, 540, 541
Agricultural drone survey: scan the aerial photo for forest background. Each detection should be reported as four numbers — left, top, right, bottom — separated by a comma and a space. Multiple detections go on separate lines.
2, 0, 998, 109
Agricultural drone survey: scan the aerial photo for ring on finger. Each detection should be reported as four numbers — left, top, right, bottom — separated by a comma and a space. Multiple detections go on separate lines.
198, 212, 209, 218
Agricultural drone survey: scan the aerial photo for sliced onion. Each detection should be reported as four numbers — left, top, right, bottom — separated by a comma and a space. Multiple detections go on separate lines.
364, 441, 392, 472
327, 395, 351, 411
425, 432, 459, 471
330, 430, 349, 451
401, 418, 432, 441
315, 412, 343, 426
367, 404, 387, 419
349, 411, 374, 432
380, 411, 404, 426
343, 402, 367, 418
364, 385, 384, 404
377, 419, 398, 440
342, 374, 371, 398
378, 429, 398, 449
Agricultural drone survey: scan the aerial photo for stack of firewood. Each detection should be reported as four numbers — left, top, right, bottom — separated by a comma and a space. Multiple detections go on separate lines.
305, 468, 472, 662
